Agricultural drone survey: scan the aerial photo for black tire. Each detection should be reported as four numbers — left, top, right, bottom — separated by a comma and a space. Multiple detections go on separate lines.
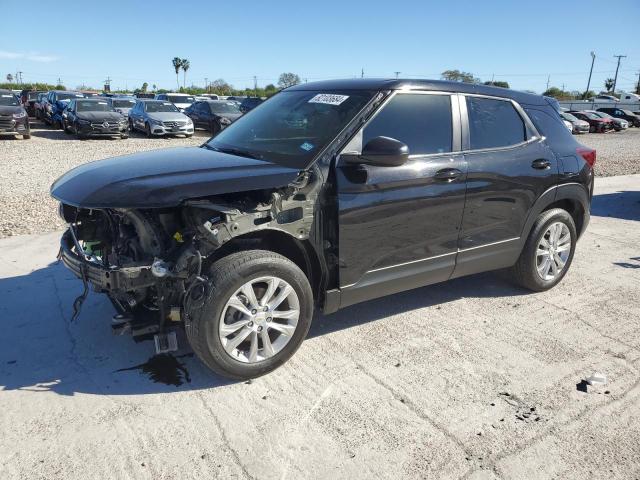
209, 121, 220, 136
63, 120, 71, 134
185, 250, 314, 380
129, 119, 134, 133
145, 122, 152, 138
23, 133, 31, 140
509, 208, 577, 292
121, 133, 129, 139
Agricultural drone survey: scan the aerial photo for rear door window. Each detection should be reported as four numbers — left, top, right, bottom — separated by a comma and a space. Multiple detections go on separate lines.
466, 97, 526, 150
362, 93, 453, 155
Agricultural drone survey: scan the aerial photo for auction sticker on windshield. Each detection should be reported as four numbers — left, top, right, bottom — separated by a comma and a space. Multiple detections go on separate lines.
308, 94, 349, 105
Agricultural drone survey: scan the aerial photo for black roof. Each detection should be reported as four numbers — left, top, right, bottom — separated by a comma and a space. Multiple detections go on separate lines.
287, 78, 547, 106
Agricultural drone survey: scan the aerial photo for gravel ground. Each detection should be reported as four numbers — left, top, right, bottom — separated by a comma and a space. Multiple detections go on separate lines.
1, 120, 639, 237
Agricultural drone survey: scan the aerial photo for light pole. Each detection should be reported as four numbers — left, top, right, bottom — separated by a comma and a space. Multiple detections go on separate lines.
612, 54, 626, 95
584, 51, 595, 99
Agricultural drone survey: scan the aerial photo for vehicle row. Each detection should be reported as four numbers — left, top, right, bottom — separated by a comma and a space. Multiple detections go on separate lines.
15, 88, 252, 139
560, 107, 640, 134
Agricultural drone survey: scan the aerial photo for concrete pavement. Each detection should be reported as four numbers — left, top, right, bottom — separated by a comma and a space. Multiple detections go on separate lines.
1, 175, 639, 480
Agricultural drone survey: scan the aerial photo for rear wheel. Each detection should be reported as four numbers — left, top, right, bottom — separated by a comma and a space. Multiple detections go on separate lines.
509, 208, 576, 292
185, 250, 313, 379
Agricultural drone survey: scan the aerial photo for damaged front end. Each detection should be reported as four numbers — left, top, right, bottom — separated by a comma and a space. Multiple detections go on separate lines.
57, 169, 321, 351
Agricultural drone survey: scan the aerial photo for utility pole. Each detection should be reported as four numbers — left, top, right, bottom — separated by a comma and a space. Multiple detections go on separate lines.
17, 71, 23, 84
561, 83, 565, 93
253, 75, 257, 95
612, 54, 627, 94
104, 76, 112, 92
636, 71, 640, 95
546, 75, 550, 91
394, 71, 401, 79
584, 51, 595, 99
205, 77, 208, 93
361, 68, 364, 78
57, 77, 62, 86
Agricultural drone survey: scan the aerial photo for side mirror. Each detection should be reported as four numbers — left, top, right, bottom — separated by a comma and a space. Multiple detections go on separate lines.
343, 136, 410, 167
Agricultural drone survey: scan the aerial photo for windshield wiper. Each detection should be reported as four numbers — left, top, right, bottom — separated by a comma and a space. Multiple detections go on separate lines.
204, 144, 262, 159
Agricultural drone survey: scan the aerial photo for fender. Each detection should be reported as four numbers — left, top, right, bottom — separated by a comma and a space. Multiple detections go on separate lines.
519, 182, 590, 246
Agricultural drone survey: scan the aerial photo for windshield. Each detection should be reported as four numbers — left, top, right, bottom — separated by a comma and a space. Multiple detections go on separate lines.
593, 112, 611, 119
210, 102, 241, 114
0, 93, 20, 106
168, 95, 195, 104
582, 112, 600, 120
58, 93, 85, 101
145, 102, 179, 113
77, 100, 114, 112
207, 90, 375, 168
113, 99, 136, 108
560, 112, 579, 122
622, 110, 635, 115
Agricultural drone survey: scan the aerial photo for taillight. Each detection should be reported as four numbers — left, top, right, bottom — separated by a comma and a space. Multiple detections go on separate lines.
577, 147, 596, 168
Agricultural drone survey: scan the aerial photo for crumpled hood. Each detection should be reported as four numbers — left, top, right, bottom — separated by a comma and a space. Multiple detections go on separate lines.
50, 146, 301, 209
217, 112, 242, 123
76, 111, 124, 122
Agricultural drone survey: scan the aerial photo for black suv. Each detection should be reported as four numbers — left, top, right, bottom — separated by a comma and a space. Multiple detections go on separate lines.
61, 98, 128, 139
596, 107, 640, 127
0, 89, 30, 139
51, 79, 594, 379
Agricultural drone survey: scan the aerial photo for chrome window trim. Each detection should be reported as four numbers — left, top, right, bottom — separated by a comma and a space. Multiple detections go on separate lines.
337, 90, 460, 164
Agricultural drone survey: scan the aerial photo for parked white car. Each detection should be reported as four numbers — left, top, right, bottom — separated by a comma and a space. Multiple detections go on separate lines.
154, 93, 196, 112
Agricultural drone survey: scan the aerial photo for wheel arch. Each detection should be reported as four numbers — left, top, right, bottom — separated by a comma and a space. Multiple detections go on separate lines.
204, 228, 324, 306
521, 183, 590, 243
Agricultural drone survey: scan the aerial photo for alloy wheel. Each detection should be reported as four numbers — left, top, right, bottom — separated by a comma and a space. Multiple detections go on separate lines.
536, 222, 571, 281
218, 276, 300, 363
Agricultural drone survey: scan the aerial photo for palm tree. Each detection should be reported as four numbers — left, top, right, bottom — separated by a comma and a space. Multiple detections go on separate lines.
6, 73, 13, 83
604, 78, 615, 93
172, 57, 182, 89
181, 59, 190, 88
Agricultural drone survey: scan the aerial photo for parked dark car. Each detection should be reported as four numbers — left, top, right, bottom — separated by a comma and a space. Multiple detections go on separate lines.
51, 79, 594, 379
20, 89, 46, 117
43, 90, 85, 127
588, 110, 628, 131
0, 89, 30, 139
61, 98, 128, 139
596, 107, 640, 127
559, 111, 590, 134
184, 100, 242, 134
568, 110, 614, 133
239, 96, 263, 113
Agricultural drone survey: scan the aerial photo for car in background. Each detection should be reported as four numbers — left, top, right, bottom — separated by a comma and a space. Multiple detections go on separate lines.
596, 107, 640, 127
562, 119, 572, 132
80, 91, 101, 97
154, 93, 195, 111
43, 90, 86, 127
587, 110, 628, 131
239, 96, 263, 113
559, 111, 590, 134
128, 99, 194, 137
106, 96, 136, 118
34, 92, 49, 120
20, 89, 46, 117
200, 93, 220, 100
568, 110, 614, 133
0, 89, 30, 139
61, 98, 128, 139
134, 92, 155, 99
588, 94, 619, 102
184, 99, 242, 135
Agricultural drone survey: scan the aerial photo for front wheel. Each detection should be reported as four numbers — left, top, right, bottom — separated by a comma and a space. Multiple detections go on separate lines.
145, 122, 152, 138
185, 250, 314, 379
509, 208, 577, 292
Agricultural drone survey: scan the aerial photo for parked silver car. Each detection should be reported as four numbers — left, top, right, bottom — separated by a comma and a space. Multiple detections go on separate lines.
106, 96, 137, 118
128, 99, 194, 137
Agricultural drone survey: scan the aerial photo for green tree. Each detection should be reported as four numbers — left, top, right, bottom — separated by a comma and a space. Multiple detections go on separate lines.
441, 70, 479, 84
172, 57, 182, 89
604, 78, 615, 93
141, 82, 148, 93
211, 78, 233, 96
6, 73, 13, 83
484, 80, 509, 88
543, 86, 573, 100
181, 59, 190, 88
278, 72, 301, 89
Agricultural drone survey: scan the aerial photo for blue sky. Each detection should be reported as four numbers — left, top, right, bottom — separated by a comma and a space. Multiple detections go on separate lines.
2, 0, 639, 93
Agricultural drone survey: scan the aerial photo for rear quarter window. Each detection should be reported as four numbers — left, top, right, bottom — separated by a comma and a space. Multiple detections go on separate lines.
523, 107, 576, 148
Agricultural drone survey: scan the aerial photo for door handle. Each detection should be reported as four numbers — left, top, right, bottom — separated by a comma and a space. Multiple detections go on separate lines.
532, 159, 551, 170
434, 168, 463, 182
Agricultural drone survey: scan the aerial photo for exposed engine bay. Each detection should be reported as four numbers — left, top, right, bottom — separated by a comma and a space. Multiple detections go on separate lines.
58, 169, 322, 347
